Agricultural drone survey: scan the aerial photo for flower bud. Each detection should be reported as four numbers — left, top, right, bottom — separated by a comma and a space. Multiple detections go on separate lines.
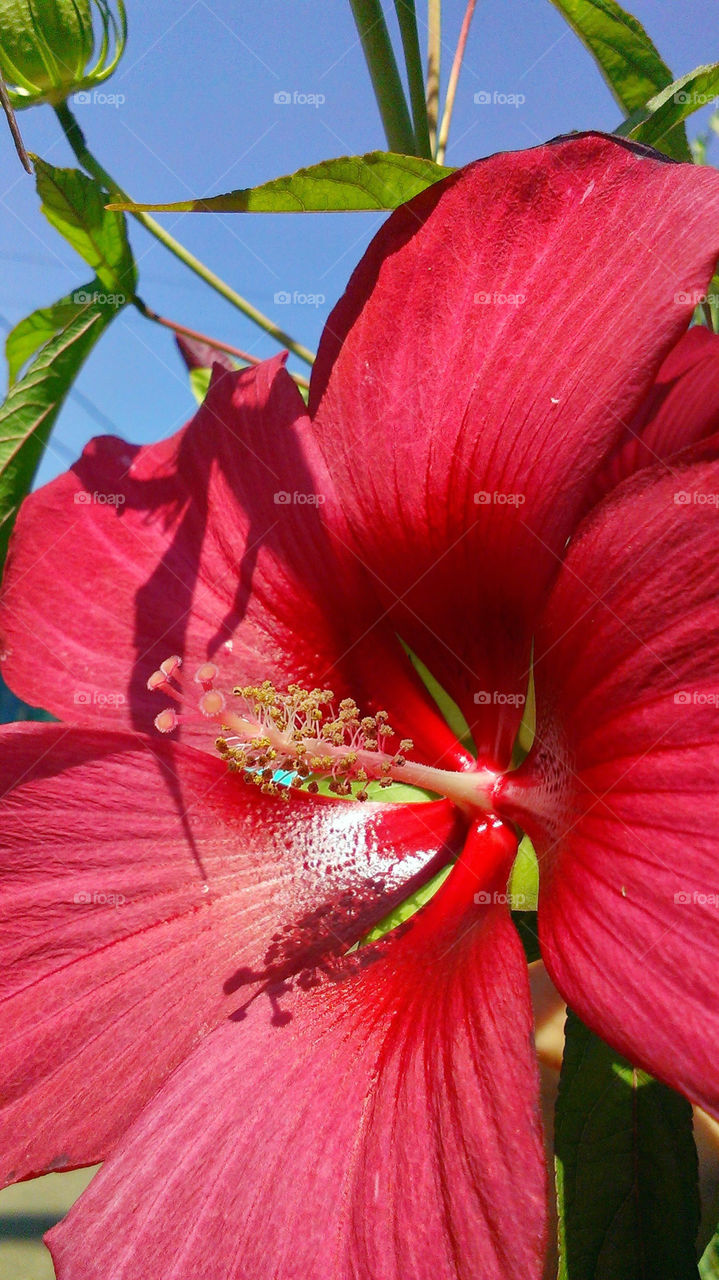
0, 0, 126, 108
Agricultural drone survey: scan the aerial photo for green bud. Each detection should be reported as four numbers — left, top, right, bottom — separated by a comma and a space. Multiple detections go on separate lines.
0, 0, 126, 108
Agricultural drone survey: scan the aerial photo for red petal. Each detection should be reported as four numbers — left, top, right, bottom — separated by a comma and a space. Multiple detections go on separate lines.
0, 723, 463, 1183
502, 459, 719, 1114
174, 335, 235, 372
592, 325, 719, 499
47, 821, 546, 1280
310, 134, 719, 761
0, 357, 462, 763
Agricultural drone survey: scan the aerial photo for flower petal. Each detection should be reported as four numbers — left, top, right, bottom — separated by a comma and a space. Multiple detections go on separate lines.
47, 820, 546, 1280
0, 357, 462, 763
502, 458, 719, 1115
592, 325, 719, 500
0, 723, 463, 1183
310, 133, 719, 761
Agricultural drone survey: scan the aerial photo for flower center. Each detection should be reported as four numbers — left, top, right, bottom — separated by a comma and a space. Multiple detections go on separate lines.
148, 656, 503, 814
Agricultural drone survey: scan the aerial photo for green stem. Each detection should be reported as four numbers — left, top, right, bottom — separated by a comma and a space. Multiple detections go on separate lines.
436, 0, 477, 164
426, 0, 441, 155
348, 0, 417, 155
0, 69, 31, 173
53, 101, 315, 367
393, 1, 432, 159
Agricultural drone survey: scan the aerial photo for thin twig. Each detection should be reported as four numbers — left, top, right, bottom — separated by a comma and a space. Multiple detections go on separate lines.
436, 0, 478, 164
137, 302, 311, 391
0, 72, 31, 173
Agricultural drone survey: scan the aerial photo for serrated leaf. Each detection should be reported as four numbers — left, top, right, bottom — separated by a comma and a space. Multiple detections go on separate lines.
6, 288, 89, 385
0, 289, 115, 572
556, 1010, 700, 1280
550, 0, 691, 160
618, 64, 719, 157
107, 152, 454, 214
33, 156, 136, 295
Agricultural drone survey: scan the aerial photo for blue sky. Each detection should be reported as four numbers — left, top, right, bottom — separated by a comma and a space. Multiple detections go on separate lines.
1, 0, 717, 487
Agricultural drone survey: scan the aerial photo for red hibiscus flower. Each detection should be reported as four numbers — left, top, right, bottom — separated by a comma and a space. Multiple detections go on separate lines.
2, 132, 719, 1280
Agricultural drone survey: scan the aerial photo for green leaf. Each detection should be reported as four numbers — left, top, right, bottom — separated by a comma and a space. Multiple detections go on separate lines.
512, 909, 541, 963
107, 152, 454, 214
187, 363, 310, 407
549, 0, 691, 160
33, 156, 136, 294
618, 63, 719, 156
508, 834, 539, 910
188, 366, 212, 405
360, 862, 452, 945
403, 643, 475, 751
6, 289, 89, 385
704, 277, 719, 334
700, 1225, 719, 1278
556, 1010, 700, 1279
0, 286, 115, 572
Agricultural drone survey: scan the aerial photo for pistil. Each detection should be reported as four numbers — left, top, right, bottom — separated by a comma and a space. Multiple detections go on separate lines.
148, 659, 503, 814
